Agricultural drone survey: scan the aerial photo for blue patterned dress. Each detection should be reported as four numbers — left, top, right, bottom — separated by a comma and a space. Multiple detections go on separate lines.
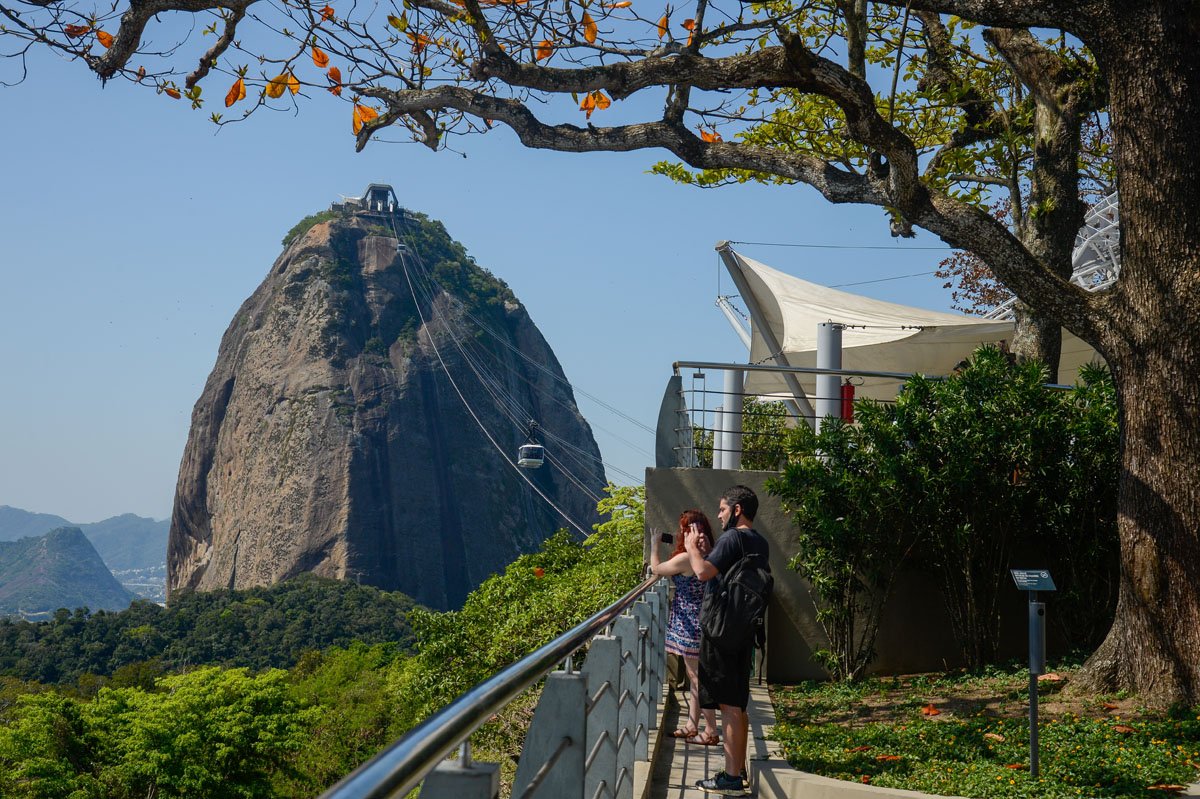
665, 573, 705, 658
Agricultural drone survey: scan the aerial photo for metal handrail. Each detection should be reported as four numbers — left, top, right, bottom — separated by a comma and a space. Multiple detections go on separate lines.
673, 359, 1075, 390
319, 573, 661, 799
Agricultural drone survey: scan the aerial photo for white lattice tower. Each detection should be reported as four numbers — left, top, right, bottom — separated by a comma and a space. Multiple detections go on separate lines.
984, 192, 1121, 320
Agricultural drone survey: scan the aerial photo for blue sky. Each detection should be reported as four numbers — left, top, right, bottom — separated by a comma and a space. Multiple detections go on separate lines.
0, 47, 958, 523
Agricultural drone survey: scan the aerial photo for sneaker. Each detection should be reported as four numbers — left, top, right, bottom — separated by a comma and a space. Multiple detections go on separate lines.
696, 770, 748, 795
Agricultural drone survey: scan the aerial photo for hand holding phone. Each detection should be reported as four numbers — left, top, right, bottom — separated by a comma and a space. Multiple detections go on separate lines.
660, 530, 674, 545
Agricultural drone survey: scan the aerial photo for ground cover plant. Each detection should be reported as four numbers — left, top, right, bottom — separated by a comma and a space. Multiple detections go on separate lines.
772, 664, 1200, 799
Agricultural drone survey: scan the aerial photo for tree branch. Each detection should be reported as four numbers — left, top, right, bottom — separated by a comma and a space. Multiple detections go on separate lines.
360, 84, 885, 205
185, 7, 244, 89
90, 0, 255, 80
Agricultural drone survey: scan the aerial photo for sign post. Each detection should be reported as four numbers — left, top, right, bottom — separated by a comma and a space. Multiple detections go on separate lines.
1010, 569, 1055, 778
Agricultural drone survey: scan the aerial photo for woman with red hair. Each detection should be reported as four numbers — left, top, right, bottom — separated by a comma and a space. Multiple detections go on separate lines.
649, 509, 719, 745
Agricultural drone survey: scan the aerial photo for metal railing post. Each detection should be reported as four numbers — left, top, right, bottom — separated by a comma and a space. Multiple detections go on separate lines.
511, 671, 587, 799
422, 744, 500, 799
635, 595, 661, 722
583, 636, 620, 799
611, 613, 640, 799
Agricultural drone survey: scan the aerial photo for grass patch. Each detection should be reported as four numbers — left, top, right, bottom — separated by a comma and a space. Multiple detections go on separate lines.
771, 664, 1200, 799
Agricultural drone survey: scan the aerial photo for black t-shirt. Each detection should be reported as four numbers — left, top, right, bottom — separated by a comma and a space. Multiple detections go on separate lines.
704, 527, 770, 596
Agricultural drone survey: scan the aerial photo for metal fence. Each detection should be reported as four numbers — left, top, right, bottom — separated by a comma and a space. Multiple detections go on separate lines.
318, 575, 668, 799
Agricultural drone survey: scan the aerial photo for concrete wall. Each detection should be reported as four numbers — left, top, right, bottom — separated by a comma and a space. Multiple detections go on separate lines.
645, 467, 1036, 681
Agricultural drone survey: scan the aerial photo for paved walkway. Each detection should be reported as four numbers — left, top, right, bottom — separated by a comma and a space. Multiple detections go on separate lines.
648, 680, 779, 798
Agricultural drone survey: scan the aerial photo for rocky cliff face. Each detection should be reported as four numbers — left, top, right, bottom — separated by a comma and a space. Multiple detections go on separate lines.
168, 209, 605, 609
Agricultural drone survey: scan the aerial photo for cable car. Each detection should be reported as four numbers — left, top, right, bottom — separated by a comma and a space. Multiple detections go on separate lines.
518, 443, 545, 469
518, 420, 544, 469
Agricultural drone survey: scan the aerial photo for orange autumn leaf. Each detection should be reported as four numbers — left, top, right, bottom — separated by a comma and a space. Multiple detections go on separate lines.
352, 103, 378, 134
860, 775, 871, 784
533, 567, 545, 578
847, 745, 871, 753
593, 90, 611, 110
286, 71, 301, 94
656, 13, 669, 38
96, 30, 114, 48
224, 77, 246, 107
164, 86, 182, 99
1114, 724, 1136, 734
1103, 701, 1120, 710
681, 17, 695, 30
407, 31, 431, 53
327, 65, 343, 95
312, 45, 330, 68
64, 24, 91, 37
1037, 672, 1063, 682
582, 11, 597, 43
921, 703, 941, 716
580, 92, 597, 117
875, 754, 902, 762
535, 40, 554, 60
319, 4, 335, 19
983, 732, 1006, 742
1004, 763, 1026, 770
604, 1, 632, 6
699, 128, 721, 143
265, 73, 289, 98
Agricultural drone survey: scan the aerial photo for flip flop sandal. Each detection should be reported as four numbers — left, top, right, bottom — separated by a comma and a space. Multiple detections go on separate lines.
688, 733, 721, 746
671, 728, 699, 739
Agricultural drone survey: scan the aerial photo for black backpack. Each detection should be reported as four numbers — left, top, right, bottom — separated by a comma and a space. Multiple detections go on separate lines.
701, 530, 774, 650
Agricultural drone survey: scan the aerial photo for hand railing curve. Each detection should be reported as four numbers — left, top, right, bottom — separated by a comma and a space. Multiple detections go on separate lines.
319, 573, 664, 799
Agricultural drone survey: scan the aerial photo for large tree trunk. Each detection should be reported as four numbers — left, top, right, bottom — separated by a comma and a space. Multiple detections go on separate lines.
1075, 6, 1200, 705
1078, 350, 1200, 705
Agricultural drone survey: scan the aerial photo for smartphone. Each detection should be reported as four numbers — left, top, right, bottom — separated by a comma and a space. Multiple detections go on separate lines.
660, 531, 674, 544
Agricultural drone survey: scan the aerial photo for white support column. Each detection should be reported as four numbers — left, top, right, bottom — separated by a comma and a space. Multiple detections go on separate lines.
816, 322, 844, 434
723, 369, 744, 470
712, 403, 726, 470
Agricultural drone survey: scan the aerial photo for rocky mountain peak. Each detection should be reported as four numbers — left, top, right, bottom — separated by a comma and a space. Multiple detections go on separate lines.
168, 202, 605, 609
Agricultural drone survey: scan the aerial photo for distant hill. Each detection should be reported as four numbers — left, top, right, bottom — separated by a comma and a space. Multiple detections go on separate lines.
0, 505, 71, 540
78, 514, 169, 571
0, 527, 136, 619
0, 506, 168, 601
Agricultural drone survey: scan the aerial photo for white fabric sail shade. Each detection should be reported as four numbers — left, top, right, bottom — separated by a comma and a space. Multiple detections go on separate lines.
734, 251, 1101, 401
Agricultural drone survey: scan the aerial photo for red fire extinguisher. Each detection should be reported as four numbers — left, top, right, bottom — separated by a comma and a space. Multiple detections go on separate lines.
840, 379, 856, 422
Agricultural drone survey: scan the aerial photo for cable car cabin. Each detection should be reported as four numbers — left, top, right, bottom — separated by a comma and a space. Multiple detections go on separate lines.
518, 444, 545, 469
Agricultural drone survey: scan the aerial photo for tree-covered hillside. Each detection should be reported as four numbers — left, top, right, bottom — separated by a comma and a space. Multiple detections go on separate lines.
0, 574, 416, 686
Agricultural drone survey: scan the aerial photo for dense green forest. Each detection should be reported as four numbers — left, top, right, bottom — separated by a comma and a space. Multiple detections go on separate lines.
0, 486, 644, 798
0, 574, 417, 688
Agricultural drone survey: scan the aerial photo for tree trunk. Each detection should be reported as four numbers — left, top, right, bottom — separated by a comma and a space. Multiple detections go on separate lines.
1075, 6, 1200, 705
1010, 301, 1062, 382
1076, 351, 1200, 705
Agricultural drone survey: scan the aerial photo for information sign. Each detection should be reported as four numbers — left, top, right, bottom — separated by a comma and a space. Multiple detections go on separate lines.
1010, 569, 1056, 592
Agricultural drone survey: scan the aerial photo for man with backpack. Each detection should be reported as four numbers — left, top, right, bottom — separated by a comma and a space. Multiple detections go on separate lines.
684, 485, 773, 796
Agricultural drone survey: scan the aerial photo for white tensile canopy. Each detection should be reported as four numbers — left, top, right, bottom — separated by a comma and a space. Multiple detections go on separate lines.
733, 251, 1102, 401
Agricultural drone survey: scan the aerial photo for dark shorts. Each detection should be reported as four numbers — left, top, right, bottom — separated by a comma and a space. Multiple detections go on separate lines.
698, 635, 753, 710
